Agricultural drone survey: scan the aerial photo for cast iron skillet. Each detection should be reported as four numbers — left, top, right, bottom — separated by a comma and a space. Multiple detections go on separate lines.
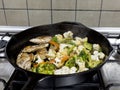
5, 22, 113, 90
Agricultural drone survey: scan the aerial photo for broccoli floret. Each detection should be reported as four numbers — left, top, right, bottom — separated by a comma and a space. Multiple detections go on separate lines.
64, 45, 75, 55
79, 50, 89, 61
65, 57, 76, 68
36, 62, 56, 75
87, 60, 102, 68
84, 42, 92, 51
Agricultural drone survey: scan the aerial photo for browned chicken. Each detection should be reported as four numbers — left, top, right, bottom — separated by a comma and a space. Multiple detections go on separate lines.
16, 53, 34, 70
22, 44, 49, 53
29, 36, 52, 44
36, 48, 48, 60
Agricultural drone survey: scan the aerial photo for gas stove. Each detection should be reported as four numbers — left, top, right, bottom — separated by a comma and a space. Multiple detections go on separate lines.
0, 26, 120, 90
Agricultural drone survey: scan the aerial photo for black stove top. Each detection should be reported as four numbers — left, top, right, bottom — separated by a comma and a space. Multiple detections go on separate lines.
4, 69, 104, 90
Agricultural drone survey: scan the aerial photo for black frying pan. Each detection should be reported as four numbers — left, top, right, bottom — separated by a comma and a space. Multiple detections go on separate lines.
5, 22, 113, 90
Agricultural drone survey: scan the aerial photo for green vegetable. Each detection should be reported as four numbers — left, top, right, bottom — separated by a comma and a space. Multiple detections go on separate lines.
84, 42, 92, 51
87, 60, 102, 68
79, 50, 89, 61
64, 45, 75, 55
65, 56, 76, 68
78, 49, 93, 68
61, 38, 73, 44
52, 36, 58, 42
32, 67, 37, 72
36, 62, 56, 75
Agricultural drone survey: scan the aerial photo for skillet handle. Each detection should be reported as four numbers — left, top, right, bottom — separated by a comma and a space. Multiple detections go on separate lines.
22, 74, 49, 90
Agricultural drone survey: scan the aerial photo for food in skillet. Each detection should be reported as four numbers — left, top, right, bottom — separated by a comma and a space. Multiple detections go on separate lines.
16, 31, 105, 75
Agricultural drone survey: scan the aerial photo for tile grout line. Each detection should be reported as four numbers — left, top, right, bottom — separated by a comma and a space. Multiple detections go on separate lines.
2, 0, 7, 25
1, 8, 120, 12
75, 0, 77, 22
98, 0, 103, 27
26, 0, 30, 26
1, 0, 120, 27
51, 0, 53, 24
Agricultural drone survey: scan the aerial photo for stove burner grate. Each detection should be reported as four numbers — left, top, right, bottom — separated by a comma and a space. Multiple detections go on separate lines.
4, 70, 104, 90
0, 32, 11, 52
0, 40, 7, 52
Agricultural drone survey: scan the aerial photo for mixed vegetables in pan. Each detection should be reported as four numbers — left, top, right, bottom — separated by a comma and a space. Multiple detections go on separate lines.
16, 31, 105, 75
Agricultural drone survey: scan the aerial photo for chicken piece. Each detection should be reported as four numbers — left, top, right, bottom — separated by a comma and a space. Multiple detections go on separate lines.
17, 53, 34, 70
22, 43, 49, 53
36, 48, 48, 60
29, 36, 52, 44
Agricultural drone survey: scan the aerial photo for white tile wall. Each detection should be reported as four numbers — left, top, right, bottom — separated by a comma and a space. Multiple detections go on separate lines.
77, 0, 101, 10
0, 10, 6, 25
28, 0, 51, 9
0, 0, 120, 27
100, 12, 120, 27
52, 0, 75, 9
4, 0, 27, 9
53, 11, 75, 23
102, 0, 120, 10
29, 10, 51, 26
76, 11, 100, 27
0, 0, 3, 8
5, 10, 28, 26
